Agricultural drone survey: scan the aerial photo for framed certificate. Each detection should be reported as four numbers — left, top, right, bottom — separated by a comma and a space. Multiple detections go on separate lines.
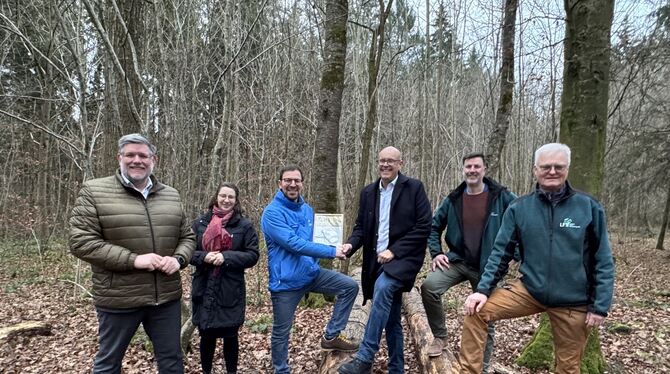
313, 213, 344, 246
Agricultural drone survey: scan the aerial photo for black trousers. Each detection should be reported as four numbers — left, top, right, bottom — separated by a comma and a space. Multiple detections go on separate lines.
93, 299, 183, 374
199, 327, 240, 374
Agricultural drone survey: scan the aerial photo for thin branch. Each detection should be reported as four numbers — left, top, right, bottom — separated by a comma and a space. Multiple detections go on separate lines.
0, 109, 86, 158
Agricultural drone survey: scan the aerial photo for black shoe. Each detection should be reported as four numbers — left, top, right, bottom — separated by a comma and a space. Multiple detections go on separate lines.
338, 358, 372, 374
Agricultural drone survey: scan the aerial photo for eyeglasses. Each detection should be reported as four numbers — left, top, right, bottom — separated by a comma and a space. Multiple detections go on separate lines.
378, 159, 400, 166
281, 178, 303, 185
121, 152, 152, 160
537, 164, 567, 173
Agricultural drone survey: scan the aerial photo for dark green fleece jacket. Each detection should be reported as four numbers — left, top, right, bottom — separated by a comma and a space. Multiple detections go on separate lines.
477, 182, 615, 316
428, 177, 516, 275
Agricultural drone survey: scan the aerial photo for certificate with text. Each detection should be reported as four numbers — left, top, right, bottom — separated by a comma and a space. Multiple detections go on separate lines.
313, 213, 344, 246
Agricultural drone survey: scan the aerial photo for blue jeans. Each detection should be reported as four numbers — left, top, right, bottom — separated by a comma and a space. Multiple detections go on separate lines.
356, 272, 404, 374
93, 299, 183, 374
270, 268, 358, 374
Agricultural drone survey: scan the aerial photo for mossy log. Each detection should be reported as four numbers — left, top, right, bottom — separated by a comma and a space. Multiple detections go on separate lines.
402, 286, 460, 374
516, 314, 605, 374
318, 268, 370, 374
0, 321, 52, 341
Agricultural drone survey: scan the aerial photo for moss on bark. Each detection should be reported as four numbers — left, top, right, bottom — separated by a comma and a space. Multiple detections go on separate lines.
516, 314, 606, 374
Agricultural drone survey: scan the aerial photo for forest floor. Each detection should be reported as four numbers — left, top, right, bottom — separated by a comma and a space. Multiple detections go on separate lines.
0, 233, 668, 374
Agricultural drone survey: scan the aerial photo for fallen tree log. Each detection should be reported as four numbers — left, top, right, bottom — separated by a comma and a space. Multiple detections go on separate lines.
318, 267, 371, 374
402, 286, 460, 374
0, 321, 52, 342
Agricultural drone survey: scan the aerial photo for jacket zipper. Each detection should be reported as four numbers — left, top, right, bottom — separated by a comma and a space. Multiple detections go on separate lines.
546, 201, 554, 306
142, 195, 159, 305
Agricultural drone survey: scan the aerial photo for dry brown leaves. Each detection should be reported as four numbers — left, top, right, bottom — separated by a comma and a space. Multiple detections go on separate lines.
0, 234, 668, 373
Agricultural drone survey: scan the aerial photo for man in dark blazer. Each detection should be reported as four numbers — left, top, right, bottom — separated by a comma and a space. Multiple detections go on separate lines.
338, 146, 432, 374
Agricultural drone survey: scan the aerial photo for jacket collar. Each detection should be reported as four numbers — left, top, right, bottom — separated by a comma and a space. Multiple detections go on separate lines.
534, 180, 575, 204
448, 176, 503, 201
273, 189, 305, 211
369, 173, 409, 209
115, 169, 164, 195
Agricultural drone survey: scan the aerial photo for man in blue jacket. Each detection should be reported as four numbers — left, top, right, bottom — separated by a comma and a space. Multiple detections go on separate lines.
338, 146, 432, 374
459, 143, 615, 374
261, 165, 359, 374
420, 152, 516, 369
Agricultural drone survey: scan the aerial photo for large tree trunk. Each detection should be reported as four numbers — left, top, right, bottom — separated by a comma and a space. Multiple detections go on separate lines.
312, 0, 349, 275
402, 287, 460, 374
318, 268, 370, 373
485, 0, 518, 177
312, 0, 348, 214
520, 1, 615, 372
558, 0, 614, 199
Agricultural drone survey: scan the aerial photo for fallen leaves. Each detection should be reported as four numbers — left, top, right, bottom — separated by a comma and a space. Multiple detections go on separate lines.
0, 235, 668, 373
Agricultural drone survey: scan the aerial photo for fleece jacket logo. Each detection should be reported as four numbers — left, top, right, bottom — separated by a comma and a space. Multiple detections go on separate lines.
559, 218, 581, 229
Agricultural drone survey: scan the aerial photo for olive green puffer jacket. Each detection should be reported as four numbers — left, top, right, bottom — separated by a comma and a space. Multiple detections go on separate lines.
69, 171, 195, 308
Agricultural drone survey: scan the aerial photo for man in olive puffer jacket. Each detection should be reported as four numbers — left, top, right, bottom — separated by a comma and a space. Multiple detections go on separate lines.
458, 143, 615, 374
70, 133, 195, 374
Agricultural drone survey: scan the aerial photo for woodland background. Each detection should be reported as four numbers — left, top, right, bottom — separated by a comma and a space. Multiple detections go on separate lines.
1, 0, 669, 373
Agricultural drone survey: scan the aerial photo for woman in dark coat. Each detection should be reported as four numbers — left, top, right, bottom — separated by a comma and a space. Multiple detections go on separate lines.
191, 182, 259, 374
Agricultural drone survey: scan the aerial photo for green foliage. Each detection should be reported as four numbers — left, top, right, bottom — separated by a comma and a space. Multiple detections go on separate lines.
247, 314, 273, 334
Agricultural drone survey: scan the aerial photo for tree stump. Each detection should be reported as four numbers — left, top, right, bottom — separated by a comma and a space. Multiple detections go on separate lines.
0, 321, 52, 342
318, 268, 370, 374
402, 286, 460, 374
516, 314, 605, 374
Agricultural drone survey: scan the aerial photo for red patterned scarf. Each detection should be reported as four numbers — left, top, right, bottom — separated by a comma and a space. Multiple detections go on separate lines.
202, 207, 234, 273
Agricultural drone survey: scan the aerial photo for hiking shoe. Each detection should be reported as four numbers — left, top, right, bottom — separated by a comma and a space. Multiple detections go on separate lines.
337, 358, 372, 374
321, 334, 358, 352
426, 337, 446, 357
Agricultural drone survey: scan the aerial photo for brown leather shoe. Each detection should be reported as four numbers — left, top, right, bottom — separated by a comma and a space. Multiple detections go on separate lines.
427, 337, 446, 357
321, 334, 359, 352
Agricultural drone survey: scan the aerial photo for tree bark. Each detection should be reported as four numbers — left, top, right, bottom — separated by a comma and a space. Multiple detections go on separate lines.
402, 287, 460, 374
318, 268, 370, 373
486, 0, 518, 177
0, 321, 51, 341
312, 0, 348, 216
656, 181, 670, 250
520, 0, 615, 371
355, 0, 393, 195
558, 0, 615, 199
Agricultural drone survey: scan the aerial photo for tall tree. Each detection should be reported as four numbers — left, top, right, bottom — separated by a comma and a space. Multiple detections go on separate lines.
518, 1, 615, 373
355, 0, 393, 193
486, 0, 518, 177
558, 0, 614, 198
312, 0, 349, 214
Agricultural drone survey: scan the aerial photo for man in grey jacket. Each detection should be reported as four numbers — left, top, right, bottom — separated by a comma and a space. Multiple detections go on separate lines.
70, 134, 195, 374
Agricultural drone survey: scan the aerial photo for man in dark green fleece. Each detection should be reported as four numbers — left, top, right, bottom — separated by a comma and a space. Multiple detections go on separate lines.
458, 143, 615, 374
420, 152, 516, 371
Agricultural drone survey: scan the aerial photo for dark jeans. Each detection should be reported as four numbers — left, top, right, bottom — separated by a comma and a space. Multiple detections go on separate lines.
93, 299, 183, 374
356, 272, 404, 374
270, 268, 359, 374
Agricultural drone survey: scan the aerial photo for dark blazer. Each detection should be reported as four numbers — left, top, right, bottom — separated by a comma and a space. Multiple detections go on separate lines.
347, 173, 432, 303
190, 211, 260, 330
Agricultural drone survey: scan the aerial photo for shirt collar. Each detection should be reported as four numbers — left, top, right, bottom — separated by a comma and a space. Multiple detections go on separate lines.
121, 173, 153, 197
379, 175, 399, 191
